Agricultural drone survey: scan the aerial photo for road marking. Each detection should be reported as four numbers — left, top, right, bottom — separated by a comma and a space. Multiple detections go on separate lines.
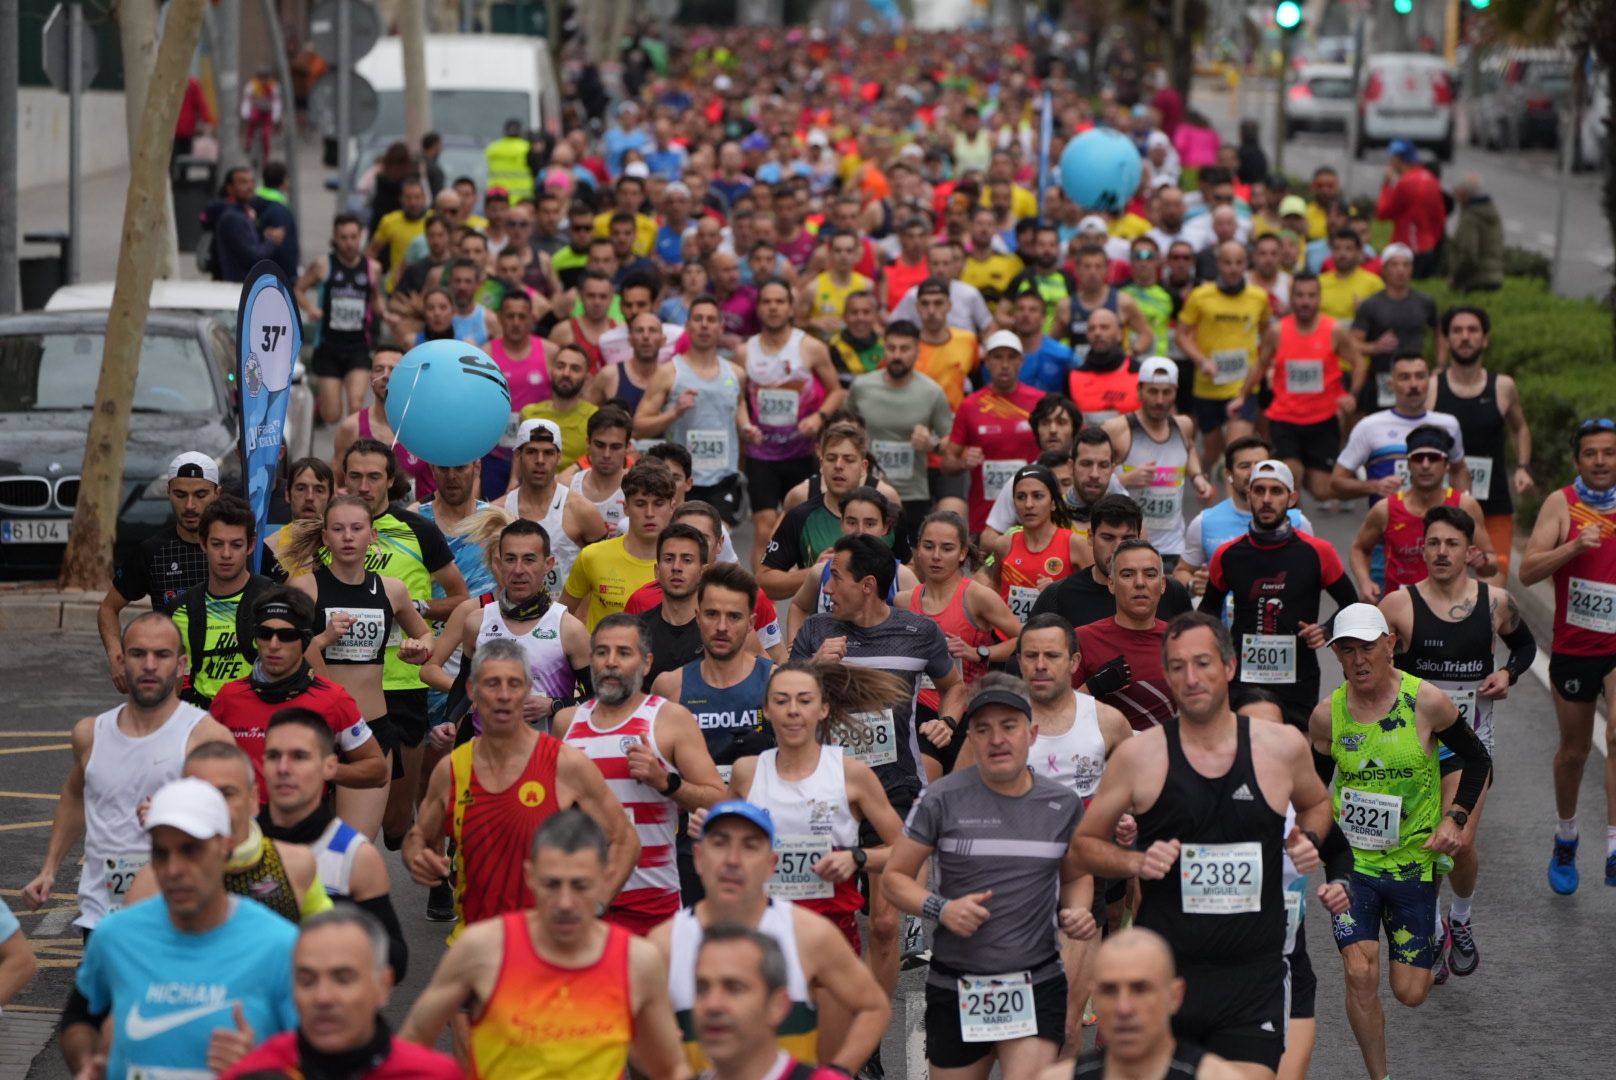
0, 743, 71, 755
0, 731, 75, 738
1529, 653, 1608, 757
0, 819, 54, 831
33, 906, 77, 937
0, 790, 60, 799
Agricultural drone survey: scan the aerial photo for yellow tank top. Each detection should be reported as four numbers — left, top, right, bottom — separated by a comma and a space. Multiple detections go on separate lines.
812, 271, 871, 320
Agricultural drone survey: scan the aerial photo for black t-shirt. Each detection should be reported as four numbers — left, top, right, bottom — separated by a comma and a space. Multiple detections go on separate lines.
394, 258, 445, 298
1028, 567, 1194, 631
642, 604, 703, 690
1351, 289, 1438, 367
113, 525, 209, 614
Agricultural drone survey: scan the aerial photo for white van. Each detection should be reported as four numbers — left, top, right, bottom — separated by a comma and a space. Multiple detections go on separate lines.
356, 34, 562, 143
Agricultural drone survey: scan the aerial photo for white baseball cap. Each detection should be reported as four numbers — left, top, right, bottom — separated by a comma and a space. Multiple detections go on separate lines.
516, 418, 563, 447
1249, 459, 1295, 493
983, 329, 1024, 357
1077, 214, 1110, 235
168, 451, 220, 486
623, 161, 651, 179
806, 129, 830, 148
1328, 603, 1391, 645
664, 181, 691, 197
1380, 242, 1415, 263
145, 777, 232, 840
1138, 357, 1178, 385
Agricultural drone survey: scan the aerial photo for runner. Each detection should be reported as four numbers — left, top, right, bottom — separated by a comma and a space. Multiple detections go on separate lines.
1175, 241, 1271, 465
416, 460, 495, 743
1330, 354, 1469, 510
1011, 289, 1077, 395
24, 613, 235, 926
784, 488, 920, 640
563, 459, 679, 630
1077, 612, 1348, 1077
549, 271, 620, 373
801, 232, 873, 338
980, 397, 1087, 556
561, 404, 635, 535
1382, 505, 1535, 979
1030, 495, 1196, 631
1178, 438, 1313, 599
1519, 417, 1616, 893
978, 465, 1089, 625
502, 418, 611, 598
294, 213, 384, 423
884, 675, 1099, 1080
400, 809, 687, 1080
588, 311, 667, 426
405, 639, 639, 937
330, 347, 435, 500
172, 496, 277, 707
829, 292, 888, 386
942, 329, 1047, 534
557, 614, 729, 934
1102, 358, 1214, 570
1307, 603, 1491, 1080
484, 290, 555, 495
642, 524, 724, 688
1068, 243, 1154, 365
1066, 309, 1141, 425
521, 342, 600, 470
1349, 245, 1439, 417
1072, 539, 1178, 733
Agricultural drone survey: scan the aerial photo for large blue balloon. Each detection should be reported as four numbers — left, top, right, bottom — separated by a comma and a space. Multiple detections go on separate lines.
1058, 128, 1143, 213
384, 340, 510, 466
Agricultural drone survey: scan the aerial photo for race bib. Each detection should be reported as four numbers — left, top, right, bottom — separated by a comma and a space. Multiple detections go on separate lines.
1211, 348, 1248, 386
1567, 577, 1616, 634
329, 295, 366, 332
873, 440, 915, 480
1240, 633, 1297, 684
105, 852, 149, 910
324, 607, 387, 661
957, 971, 1037, 1042
1180, 842, 1263, 914
1286, 358, 1325, 395
716, 763, 734, 785
1284, 888, 1303, 952
767, 835, 834, 900
122, 1068, 212, 1080
1466, 456, 1493, 502
1339, 787, 1402, 850
756, 387, 801, 427
1444, 687, 1478, 728
982, 459, 1026, 501
1393, 457, 1411, 490
834, 709, 898, 767
1008, 585, 1040, 624
1134, 466, 1184, 531
687, 429, 731, 475
1375, 371, 1394, 408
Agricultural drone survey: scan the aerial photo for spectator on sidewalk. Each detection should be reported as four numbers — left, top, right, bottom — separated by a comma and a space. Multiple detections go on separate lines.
253, 161, 300, 280
1375, 140, 1448, 279
1449, 174, 1504, 293
173, 75, 213, 160
203, 166, 285, 283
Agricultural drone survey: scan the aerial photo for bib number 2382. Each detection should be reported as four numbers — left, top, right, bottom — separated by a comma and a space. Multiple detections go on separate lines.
958, 971, 1036, 1042
1180, 842, 1262, 913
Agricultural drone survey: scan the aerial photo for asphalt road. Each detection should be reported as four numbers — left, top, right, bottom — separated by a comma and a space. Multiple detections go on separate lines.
2, 491, 1611, 1079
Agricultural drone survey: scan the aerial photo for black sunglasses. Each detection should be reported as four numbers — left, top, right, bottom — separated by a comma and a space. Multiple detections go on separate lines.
254, 626, 309, 643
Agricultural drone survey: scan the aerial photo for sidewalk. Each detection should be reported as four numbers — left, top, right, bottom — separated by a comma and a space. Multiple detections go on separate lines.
0, 583, 117, 634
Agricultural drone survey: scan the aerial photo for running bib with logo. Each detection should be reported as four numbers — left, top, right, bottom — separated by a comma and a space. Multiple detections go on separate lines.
1566, 577, 1616, 634
687, 430, 731, 474
1466, 456, 1493, 502
329, 295, 366, 332
1211, 348, 1248, 386
1285, 358, 1325, 395
1375, 371, 1394, 407
1008, 585, 1040, 623
1393, 457, 1411, 490
1339, 787, 1402, 850
324, 607, 388, 661
834, 709, 898, 767
1180, 842, 1263, 913
1134, 466, 1185, 531
982, 459, 1025, 501
105, 852, 149, 909
957, 971, 1037, 1042
768, 836, 834, 900
1241, 633, 1297, 684
756, 387, 800, 427
1284, 889, 1303, 951
1443, 687, 1478, 728
873, 440, 915, 480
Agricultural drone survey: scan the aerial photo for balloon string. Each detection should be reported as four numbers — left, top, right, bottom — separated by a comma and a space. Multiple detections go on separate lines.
390, 364, 425, 455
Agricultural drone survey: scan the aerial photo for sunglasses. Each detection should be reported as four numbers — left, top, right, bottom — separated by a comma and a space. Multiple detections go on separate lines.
1131, 250, 1157, 260
254, 626, 309, 643
1577, 418, 1615, 434
1406, 452, 1447, 465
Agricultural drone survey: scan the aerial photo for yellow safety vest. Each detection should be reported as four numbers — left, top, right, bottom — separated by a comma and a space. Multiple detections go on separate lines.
485, 137, 534, 202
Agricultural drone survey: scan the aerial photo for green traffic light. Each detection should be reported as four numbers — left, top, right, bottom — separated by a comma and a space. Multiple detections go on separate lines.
1469, 0, 1489, 7
1394, 0, 1412, 11
1275, 0, 1303, 29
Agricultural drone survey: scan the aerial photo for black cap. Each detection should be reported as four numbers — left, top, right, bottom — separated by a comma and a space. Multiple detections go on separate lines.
960, 686, 1033, 727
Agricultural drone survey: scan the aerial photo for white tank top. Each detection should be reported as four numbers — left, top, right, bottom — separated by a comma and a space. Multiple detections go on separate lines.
744, 326, 808, 386
314, 816, 368, 898
748, 746, 859, 848
1029, 692, 1107, 801
503, 485, 581, 598
476, 601, 575, 700
1121, 413, 1190, 556
78, 701, 209, 928
667, 898, 813, 1017
569, 469, 626, 535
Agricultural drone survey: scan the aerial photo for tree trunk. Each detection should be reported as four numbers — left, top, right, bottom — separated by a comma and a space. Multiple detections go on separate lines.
1602, 44, 1616, 333
398, 0, 433, 149
59, 0, 208, 590
1170, 0, 1194, 109
116, 0, 179, 280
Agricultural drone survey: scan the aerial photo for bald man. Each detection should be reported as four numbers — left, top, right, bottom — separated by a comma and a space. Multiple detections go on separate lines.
1041, 928, 1246, 1080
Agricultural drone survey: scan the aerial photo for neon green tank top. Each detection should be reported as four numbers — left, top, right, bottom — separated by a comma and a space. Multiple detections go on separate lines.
1329, 670, 1441, 880
1124, 283, 1173, 355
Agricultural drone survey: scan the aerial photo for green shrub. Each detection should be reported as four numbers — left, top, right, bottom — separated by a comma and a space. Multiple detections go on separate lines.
1501, 246, 1553, 282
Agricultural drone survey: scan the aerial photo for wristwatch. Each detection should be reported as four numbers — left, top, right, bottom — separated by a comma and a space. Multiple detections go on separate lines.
976, 644, 993, 663
660, 771, 684, 797
1445, 809, 1469, 829
850, 847, 868, 870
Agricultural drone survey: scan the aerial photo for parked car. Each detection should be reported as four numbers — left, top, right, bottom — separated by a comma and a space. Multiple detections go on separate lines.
1467, 48, 1572, 151
1355, 52, 1456, 161
0, 311, 314, 579
1286, 62, 1356, 135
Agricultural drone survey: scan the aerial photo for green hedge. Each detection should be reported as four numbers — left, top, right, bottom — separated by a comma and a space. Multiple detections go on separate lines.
1416, 276, 1616, 525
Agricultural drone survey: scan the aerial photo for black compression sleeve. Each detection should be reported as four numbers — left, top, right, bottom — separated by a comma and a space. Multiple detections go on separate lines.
1197, 580, 1227, 617
1319, 820, 1355, 882
1435, 717, 1493, 811
355, 893, 409, 982
59, 985, 108, 1033
1500, 619, 1537, 685
1325, 573, 1361, 612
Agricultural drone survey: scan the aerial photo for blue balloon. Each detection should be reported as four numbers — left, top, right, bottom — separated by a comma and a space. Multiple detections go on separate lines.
384, 340, 510, 467
1058, 127, 1143, 213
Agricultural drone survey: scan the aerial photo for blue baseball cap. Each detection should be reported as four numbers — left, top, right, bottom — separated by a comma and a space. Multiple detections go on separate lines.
704, 800, 775, 843
1387, 139, 1419, 162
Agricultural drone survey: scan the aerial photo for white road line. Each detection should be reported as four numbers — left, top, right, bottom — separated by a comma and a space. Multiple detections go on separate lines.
1529, 653, 1608, 757
904, 989, 927, 1080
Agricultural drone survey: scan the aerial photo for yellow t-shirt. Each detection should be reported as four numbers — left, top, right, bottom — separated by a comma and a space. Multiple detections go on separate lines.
592, 212, 659, 258
1113, 213, 1153, 240
1179, 283, 1271, 401
563, 535, 655, 630
979, 184, 1039, 223
520, 400, 598, 471
1305, 201, 1329, 241
811, 271, 873, 322
374, 210, 428, 290
917, 328, 981, 410
1318, 267, 1384, 322
960, 252, 1025, 296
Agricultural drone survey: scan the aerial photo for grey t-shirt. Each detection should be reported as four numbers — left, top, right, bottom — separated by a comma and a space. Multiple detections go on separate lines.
847, 370, 955, 503
1351, 288, 1438, 365
905, 766, 1083, 984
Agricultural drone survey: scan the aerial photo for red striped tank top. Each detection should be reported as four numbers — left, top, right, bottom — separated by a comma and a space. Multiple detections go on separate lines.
907, 580, 993, 711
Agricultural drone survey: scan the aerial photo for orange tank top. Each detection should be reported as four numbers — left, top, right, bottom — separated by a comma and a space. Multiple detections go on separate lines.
447, 733, 563, 942
1001, 527, 1076, 624
907, 579, 993, 710
472, 914, 635, 1080
1267, 314, 1342, 426
1068, 367, 1140, 420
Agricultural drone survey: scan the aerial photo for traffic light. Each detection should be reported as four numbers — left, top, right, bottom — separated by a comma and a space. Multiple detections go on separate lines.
1275, 0, 1302, 29
1393, 0, 1413, 12
1469, 0, 1490, 7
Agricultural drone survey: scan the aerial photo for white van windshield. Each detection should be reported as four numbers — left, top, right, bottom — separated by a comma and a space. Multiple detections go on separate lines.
373, 90, 533, 142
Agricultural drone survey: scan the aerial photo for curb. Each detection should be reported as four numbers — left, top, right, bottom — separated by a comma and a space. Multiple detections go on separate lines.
0, 587, 128, 635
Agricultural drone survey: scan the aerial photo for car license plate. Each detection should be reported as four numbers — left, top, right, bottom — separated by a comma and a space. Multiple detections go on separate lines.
1, 518, 71, 544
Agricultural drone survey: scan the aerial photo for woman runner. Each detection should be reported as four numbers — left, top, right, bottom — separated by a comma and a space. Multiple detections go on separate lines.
979, 464, 1089, 625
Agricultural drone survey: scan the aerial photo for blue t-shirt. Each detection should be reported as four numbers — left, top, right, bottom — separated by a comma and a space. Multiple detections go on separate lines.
419, 500, 495, 598
1018, 336, 1076, 394
0, 900, 19, 943
1191, 497, 1310, 566
655, 224, 687, 267
77, 896, 298, 1080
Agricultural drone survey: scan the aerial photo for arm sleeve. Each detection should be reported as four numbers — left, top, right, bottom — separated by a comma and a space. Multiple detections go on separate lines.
1176, 289, 1201, 327
1501, 619, 1537, 684
332, 691, 372, 751
788, 619, 820, 661
356, 892, 410, 982
947, 405, 970, 448
75, 928, 111, 1015
1336, 423, 1370, 473
931, 391, 956, 442
1434, 716, 1493, 812
923, 623, 955, 682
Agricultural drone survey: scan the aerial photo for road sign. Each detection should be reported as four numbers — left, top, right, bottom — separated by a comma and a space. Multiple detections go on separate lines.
41, 3, 99, 94
309, 0, 381, 62
309, 70, 379, 136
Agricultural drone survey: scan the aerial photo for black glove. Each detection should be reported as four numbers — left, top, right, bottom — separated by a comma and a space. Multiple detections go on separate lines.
1086, 656, 1133, 698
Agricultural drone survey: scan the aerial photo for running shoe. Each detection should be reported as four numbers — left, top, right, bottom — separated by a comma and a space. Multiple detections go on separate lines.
1431, 921, 1450, 986
1447, 916, 1479, 977
425, 880, 456, 922
1548, 835, 1579, 895
900, 913, 930, 969
860, 1049, 884, 1080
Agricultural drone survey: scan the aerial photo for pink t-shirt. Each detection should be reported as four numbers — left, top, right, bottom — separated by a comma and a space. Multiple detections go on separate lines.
948, 383, 1046, 533
489, 336, 554, 414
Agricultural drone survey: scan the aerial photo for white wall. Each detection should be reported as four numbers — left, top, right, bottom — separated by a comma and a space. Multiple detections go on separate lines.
18, 88, 130, 191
